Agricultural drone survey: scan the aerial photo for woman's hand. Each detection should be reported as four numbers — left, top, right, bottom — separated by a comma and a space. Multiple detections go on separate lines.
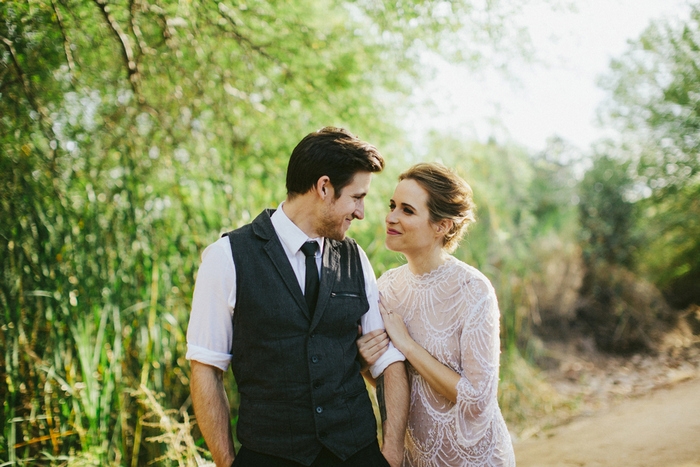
379, 298, 413, 354
357, 327, 390, 369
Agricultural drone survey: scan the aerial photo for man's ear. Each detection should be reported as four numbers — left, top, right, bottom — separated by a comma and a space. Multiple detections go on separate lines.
316, 176, 332, 199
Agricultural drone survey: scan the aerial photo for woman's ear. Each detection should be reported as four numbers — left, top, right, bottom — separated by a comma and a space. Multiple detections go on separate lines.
435, 219, 453, 236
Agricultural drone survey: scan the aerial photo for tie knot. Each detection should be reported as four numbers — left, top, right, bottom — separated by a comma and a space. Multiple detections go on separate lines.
301, 241, 318, 258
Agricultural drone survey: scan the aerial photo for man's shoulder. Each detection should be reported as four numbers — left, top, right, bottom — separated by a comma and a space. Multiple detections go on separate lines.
199, 236, 235, 272
224, 209, 275, 240
204, 235, 233, 255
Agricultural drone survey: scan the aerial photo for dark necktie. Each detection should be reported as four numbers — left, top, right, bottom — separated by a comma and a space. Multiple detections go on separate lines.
301, 241, 319, 316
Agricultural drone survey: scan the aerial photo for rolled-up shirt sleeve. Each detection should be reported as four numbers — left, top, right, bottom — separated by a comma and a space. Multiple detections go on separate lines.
186, 237, 237, 372
358, 247, 406, 378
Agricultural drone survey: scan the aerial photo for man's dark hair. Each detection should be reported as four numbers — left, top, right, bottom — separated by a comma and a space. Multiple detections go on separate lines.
286, 127, 385, 198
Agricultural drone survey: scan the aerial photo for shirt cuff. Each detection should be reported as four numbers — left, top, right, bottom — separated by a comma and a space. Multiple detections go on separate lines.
186, 343, 232, 372
369, 345, 406, 379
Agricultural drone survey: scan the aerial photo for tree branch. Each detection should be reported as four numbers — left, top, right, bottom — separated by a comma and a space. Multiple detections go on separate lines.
92, 0, 142, 100
129, 0, 148, 58
215, 4, 276, 62
0, 35, 57, 153
50, 0, 76, 78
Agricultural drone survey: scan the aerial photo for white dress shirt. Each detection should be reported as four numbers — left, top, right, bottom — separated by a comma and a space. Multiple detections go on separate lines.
186, 203, 404, 378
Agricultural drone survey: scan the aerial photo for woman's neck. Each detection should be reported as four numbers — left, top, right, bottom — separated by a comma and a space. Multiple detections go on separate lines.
405, 245, 447, 276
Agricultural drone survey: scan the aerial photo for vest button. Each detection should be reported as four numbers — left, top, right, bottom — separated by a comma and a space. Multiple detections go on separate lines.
316, 406, 323, 414
313, 380, 322, 389
311, 356, 319, 363
319, 431, 328, 439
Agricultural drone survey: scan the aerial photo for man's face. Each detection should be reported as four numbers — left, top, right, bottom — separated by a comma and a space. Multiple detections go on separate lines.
317, 171, 372, 241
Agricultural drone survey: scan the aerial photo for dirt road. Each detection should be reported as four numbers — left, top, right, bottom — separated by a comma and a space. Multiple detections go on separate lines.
514, 377, 700, 467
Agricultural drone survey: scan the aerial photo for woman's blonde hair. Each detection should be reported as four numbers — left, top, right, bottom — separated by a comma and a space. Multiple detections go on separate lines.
399, 162, 476, 253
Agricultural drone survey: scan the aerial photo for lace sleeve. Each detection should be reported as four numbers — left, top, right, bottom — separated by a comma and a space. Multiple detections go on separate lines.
454, 275, 501, 446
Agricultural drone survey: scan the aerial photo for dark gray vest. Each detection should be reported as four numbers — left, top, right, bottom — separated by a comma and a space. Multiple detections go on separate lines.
225, 209, 377, 465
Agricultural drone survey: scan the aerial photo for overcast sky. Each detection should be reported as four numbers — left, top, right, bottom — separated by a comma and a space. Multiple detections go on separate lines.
403, 0, 689, 153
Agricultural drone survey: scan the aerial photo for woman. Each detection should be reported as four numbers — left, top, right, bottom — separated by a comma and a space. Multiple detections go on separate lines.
359, 162, 515, 467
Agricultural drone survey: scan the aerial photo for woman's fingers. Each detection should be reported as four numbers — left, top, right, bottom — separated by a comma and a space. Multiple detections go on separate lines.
379, 298, 389, 315
379, 301, 399, 331
378, 301, 412, 353
379, 298, 400, 320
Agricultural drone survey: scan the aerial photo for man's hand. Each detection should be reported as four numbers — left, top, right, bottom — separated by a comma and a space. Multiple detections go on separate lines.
357, 326, 390, 369
190, 361, 236, 467
382, 443, 404, 467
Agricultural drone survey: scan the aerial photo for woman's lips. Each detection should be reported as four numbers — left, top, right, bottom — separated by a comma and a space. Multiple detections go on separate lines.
386, 228, 401, 235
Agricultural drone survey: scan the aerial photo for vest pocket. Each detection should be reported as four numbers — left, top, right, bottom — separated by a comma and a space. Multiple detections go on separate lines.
330, 291, 362, 298
327, 291, 366, 325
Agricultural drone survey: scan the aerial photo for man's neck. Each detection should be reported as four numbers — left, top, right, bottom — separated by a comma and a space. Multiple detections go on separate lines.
282, 195, 319, 238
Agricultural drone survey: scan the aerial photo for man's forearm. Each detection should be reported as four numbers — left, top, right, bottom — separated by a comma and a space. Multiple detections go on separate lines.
378, 361, 409, 467
190, 361, 236, 467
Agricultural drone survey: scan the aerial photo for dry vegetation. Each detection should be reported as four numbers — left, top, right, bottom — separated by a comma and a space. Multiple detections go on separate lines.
513, 305, 700, 441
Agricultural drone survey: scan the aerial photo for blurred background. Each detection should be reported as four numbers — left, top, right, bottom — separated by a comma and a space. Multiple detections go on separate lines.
1, 0, 699, 465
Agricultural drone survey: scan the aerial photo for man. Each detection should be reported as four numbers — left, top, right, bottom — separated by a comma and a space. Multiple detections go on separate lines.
187, 127, 409, 467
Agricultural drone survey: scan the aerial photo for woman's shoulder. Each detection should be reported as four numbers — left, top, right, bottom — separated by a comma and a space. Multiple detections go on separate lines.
448, 257, 495, 297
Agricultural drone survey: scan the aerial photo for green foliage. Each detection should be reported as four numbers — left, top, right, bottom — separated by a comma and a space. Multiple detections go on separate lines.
635, 182, 700, 307
599, 3, 700, 308
577, 155, 638, 269
575, 3, 700, 347
574, 152, 683, 354
601, 7, 700, 188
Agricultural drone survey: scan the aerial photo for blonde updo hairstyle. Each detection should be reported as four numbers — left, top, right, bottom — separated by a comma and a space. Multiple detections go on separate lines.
399, 162, 476, 253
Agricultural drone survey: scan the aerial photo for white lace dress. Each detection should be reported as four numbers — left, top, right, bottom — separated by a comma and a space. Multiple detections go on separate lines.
378, 256, 515, 467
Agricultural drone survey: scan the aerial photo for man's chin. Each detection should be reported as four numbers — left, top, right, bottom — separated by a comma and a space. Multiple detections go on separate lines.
329, 231, 346, 241
317, 226, 345, 242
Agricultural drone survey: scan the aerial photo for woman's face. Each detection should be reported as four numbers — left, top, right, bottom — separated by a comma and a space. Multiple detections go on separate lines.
385, 179, 441, 254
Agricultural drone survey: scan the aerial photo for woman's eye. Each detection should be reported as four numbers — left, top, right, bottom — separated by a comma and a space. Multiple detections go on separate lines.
404, 208, 413, 215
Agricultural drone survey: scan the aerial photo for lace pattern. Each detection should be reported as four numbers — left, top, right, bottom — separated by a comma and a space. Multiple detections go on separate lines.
378, 256, 515, 467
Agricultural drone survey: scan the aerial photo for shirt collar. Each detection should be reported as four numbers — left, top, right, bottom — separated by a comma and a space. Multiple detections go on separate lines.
271, 202, 324, 256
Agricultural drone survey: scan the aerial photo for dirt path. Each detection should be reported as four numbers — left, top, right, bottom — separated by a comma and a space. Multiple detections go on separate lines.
514, 377, 700, 467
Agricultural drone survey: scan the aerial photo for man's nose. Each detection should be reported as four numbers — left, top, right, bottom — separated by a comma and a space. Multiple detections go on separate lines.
354, 200, 365, 220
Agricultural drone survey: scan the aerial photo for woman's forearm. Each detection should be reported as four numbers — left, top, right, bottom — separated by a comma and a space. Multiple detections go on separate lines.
402, 340, 460, 403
